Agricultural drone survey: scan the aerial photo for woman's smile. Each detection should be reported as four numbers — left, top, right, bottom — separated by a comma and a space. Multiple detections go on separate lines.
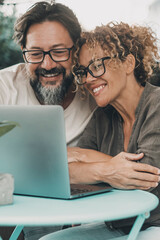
89, 83, 107, 96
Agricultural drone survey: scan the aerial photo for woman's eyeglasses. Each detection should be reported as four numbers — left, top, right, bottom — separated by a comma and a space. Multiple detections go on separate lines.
74, 56, 111, 85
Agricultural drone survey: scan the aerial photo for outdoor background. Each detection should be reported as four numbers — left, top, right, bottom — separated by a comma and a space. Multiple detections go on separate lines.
0, 0, 160, 69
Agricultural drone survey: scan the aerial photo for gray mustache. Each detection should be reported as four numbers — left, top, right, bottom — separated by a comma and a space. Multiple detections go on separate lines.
36, 68, 65, 75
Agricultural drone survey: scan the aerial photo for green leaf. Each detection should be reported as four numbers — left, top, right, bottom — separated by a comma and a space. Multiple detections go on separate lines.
0, 121, 20, 137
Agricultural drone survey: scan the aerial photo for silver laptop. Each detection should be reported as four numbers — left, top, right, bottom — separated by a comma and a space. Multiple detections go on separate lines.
0, 105, 111, 199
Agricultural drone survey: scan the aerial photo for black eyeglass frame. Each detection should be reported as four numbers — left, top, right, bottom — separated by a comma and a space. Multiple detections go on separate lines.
74, 56, 111, 85
22, 46, 74, 64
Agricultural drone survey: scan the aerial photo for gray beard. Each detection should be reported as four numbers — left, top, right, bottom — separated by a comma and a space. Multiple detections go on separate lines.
30, 73, 74, 105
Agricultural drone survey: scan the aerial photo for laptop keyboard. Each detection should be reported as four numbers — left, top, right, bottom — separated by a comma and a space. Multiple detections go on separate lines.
70, 183, 111, 195
71, 185, 93, 195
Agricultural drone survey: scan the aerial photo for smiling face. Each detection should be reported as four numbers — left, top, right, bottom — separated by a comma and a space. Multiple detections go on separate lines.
23, 21, 74, 105
79, 44, 129, 107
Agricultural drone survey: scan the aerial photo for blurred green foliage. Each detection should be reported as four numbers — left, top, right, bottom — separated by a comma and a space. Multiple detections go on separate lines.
0, 4, 24, 69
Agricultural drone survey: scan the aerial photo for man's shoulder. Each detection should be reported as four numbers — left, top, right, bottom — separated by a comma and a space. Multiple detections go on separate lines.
0, 63, 26, 78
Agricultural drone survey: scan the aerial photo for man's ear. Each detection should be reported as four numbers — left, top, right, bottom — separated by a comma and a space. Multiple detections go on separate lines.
21, 46, 26, 62
125, 54, 135, 74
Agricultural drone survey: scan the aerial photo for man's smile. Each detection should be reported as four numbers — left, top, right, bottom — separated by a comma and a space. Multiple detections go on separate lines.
39, 73, 63, 86
40, 72, 61, 78
36, 67, 65, 86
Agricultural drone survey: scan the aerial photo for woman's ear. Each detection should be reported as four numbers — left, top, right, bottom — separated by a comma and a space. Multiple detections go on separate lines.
125, 54, 136, 74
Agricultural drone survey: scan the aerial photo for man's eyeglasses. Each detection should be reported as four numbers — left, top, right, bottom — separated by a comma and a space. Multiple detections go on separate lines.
22, 46, 74, 64
74, 56, 111, 85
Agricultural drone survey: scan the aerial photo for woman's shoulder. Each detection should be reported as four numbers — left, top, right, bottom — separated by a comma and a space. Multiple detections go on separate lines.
145, 82, 160, 102
140, 82, 160, 117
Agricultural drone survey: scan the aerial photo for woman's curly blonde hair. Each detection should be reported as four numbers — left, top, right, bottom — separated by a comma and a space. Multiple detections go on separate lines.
73, 21, 160, 87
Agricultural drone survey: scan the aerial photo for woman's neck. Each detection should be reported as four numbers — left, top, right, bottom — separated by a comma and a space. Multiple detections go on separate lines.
112, 82, 144, 124
111, 81, 145, 151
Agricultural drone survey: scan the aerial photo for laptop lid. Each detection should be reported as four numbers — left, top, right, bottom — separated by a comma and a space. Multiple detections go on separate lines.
0, 105, 111, 199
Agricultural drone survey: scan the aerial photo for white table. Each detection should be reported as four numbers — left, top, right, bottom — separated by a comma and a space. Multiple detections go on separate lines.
0, 189, 159, 240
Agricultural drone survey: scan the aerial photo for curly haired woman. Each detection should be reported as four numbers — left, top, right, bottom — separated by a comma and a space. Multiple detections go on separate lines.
40, 22, 160, 240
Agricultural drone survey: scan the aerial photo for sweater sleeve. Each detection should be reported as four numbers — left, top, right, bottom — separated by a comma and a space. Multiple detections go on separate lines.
136, 87, 160, 168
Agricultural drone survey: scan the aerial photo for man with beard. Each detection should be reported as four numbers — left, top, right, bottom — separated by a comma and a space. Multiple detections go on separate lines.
0, 1, 96, 240
0, 1, 96, 146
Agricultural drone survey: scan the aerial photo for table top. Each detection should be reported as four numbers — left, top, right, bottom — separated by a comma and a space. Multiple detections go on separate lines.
0, 189, 158, 226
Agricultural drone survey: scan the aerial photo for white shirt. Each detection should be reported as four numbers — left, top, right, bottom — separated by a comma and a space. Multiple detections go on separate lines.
0, 63, 97, 146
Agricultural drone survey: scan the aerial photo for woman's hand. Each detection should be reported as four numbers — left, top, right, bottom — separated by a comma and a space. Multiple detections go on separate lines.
98, 152, 160, 190
68, 148, 160, 190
